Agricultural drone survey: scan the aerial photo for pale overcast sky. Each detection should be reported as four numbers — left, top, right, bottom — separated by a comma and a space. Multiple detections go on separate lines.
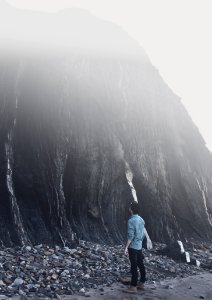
7, 0, 212, 151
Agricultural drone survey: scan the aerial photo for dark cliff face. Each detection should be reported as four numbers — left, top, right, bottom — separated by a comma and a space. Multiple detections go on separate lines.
0, 3, 212, 246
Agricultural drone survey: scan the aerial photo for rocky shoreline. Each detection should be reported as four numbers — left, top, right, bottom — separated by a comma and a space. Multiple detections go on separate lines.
0, 241, 211, 299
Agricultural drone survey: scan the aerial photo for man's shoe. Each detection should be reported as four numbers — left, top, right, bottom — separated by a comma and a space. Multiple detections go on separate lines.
123, 286, 137, 294
137, 282, 145, 290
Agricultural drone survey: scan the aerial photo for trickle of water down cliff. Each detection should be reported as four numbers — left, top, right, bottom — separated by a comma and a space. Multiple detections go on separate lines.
0, 3, 212, 246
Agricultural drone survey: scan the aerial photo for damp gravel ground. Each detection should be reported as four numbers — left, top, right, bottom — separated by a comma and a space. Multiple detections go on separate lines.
0, 241, 211, 299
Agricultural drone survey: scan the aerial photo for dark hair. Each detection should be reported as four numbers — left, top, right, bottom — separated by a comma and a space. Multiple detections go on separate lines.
130, 201, 140, 214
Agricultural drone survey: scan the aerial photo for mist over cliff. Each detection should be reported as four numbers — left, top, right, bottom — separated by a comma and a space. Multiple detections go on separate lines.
0, 1, 212, 246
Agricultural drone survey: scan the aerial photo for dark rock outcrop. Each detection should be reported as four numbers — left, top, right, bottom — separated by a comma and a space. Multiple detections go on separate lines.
0, 2, 212, 246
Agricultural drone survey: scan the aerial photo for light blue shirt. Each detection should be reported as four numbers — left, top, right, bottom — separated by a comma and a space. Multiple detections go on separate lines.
127, 214, 145, 250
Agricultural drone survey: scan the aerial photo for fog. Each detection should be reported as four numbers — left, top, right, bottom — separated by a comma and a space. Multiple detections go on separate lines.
1, 0, 212, 247
1, 0, 212, 152
5, 0, 212, 152
0, 1, 148, 61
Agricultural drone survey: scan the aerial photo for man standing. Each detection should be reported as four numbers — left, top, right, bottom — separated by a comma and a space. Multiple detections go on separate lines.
123, 201, 146, 294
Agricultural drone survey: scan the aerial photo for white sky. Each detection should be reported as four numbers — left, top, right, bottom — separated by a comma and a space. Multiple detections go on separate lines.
7, 0, 212, 151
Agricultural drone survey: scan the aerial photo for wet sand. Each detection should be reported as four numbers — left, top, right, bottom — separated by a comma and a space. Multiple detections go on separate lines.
62, 272, 212, 300
0, 272, 211, 299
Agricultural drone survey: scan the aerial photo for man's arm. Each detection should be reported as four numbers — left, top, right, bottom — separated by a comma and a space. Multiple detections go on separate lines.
124, 239, 131, 255
124, 219, 134, 255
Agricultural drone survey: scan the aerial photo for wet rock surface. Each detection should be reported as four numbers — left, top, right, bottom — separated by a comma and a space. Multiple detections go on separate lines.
0, 241, 211, 299
1, 4, 212, 247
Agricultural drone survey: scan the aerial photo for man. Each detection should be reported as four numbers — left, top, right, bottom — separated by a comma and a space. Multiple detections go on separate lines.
123, 201, 146, 294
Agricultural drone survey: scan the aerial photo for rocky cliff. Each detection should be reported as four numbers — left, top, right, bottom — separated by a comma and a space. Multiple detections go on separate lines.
0, 2, 212, 246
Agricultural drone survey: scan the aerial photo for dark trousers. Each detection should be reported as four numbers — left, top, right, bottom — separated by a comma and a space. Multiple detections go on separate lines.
128, 248, 146, 287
